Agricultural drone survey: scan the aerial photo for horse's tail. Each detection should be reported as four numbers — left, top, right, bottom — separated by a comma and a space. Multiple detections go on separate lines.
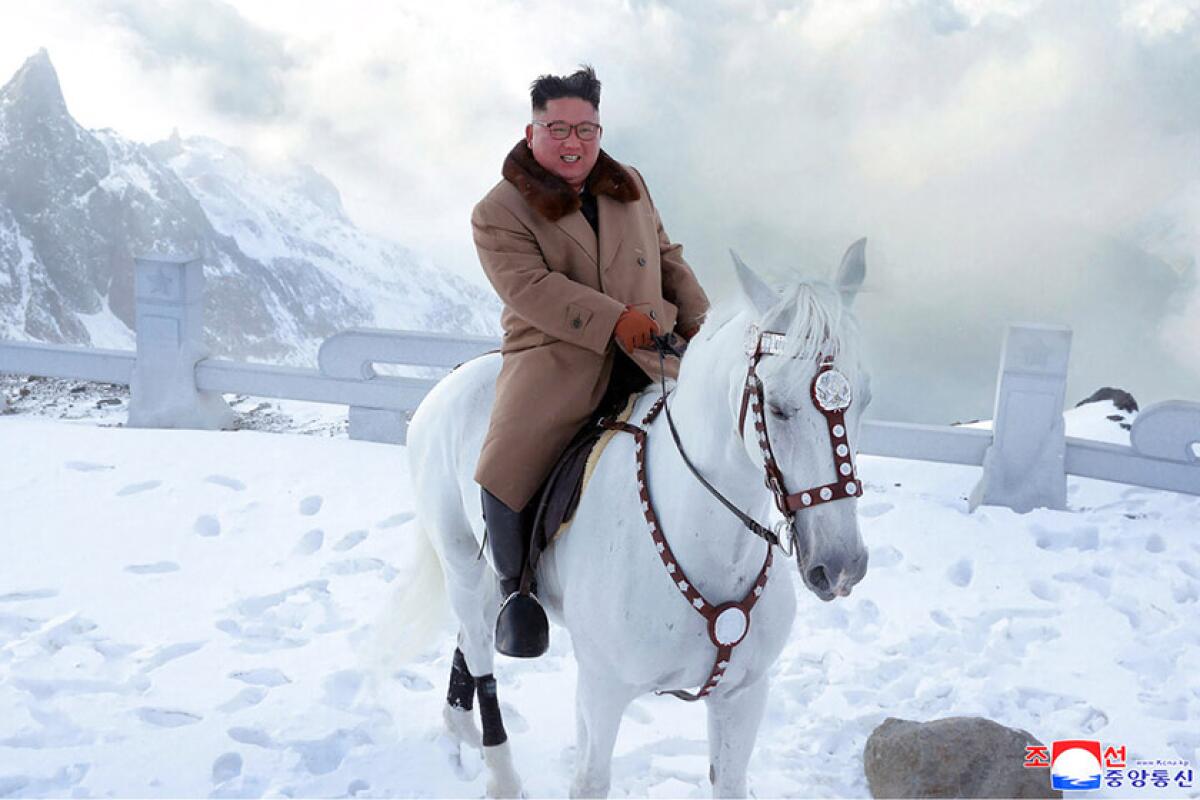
371, 518, 448, 667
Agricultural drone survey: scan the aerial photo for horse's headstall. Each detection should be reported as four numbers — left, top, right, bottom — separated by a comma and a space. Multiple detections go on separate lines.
744, 325, 789, 357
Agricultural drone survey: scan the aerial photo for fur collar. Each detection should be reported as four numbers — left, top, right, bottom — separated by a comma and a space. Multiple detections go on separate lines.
501, 139, 641, 222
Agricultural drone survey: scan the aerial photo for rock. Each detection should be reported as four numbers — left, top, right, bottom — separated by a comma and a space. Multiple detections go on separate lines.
1075, 387, 1138, 413
863, 716, 1061, 798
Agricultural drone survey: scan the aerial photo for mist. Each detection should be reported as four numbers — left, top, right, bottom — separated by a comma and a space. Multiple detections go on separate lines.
3, 0, 1197, 423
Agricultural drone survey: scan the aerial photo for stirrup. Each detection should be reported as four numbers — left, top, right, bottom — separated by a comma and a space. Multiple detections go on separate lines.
495, 591, 549, 658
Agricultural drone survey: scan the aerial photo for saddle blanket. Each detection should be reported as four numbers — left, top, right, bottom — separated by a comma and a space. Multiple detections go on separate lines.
530, 389, 642, 553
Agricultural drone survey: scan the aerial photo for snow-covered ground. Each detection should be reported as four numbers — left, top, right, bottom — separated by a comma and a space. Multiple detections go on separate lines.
1, 390, 1197, 798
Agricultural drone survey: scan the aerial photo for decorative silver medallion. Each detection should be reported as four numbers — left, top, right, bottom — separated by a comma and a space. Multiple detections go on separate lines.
813, 368, 852, 411
713, 606, 749, 646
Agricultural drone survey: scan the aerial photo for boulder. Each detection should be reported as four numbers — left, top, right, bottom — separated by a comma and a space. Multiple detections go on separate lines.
863, 716, 1061, 798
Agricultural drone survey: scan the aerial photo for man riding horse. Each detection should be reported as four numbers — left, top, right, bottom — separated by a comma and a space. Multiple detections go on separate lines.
472, 66, 710, 658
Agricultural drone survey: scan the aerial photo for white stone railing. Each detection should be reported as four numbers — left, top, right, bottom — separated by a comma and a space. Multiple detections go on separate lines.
0, 254, 1197, 512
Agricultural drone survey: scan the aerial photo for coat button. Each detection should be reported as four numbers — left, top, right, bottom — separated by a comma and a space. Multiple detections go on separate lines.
637, 256, 647, 267
571, 317, 582, 329
649, 310, 657, 320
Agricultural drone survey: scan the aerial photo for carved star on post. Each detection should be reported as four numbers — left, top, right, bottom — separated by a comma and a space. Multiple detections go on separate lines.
147, 266, 175, 297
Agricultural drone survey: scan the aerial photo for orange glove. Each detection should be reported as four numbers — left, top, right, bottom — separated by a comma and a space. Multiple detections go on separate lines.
614, 307, 660, 351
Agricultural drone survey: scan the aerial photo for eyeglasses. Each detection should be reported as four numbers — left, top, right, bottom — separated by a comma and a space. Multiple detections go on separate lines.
531, 120, 602, 141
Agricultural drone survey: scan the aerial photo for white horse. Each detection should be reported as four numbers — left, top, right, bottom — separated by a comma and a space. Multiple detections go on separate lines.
401, 243, 872, 798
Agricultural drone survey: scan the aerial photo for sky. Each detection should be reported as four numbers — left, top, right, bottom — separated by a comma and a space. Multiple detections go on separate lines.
3, 0, 1199, 423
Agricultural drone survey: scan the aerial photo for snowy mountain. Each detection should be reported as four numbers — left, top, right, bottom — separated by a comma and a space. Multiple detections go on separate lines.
0, 49, 499, 365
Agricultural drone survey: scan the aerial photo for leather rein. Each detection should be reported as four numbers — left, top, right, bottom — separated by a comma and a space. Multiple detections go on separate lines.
649, 327, 862, 557
596, 327, 862, 700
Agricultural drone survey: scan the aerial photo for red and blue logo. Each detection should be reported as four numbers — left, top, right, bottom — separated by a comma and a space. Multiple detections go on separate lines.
1025, 739, 1194, 791
1050, 740, 1103, 790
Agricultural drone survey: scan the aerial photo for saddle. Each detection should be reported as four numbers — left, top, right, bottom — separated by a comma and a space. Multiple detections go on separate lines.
519, 389, 643, 592
509, 332, 688, 594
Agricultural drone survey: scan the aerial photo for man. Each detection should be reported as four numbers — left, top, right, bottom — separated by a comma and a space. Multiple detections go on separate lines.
472, 66, 710, 658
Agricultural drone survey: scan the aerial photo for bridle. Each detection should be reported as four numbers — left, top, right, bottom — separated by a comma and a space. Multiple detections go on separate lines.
653, 324, 862, 557
607, 325, 863, 700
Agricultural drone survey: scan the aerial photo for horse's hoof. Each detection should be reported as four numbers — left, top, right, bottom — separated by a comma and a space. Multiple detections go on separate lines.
443, 703, 482, 749
483, 741, 525, 798
495, 593, 549, 658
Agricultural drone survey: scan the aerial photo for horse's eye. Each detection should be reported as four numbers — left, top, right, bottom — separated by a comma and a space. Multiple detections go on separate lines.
768, 403, 791, 420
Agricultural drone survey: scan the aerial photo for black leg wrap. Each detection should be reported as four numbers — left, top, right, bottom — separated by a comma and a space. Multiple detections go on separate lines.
447, 648, 475, 711
476, 674, 507, 747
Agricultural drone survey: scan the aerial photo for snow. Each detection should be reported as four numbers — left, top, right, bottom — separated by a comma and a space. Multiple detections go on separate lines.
962, 394, 1137, 446
0, 399, 1197, 798
76, 305, 134, 351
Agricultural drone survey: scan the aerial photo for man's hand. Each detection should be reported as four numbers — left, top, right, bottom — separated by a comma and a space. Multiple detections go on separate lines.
614, 307, 660, 351
678, 323, 701, 341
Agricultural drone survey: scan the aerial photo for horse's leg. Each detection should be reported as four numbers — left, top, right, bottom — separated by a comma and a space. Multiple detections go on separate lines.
705, 676, 770, 799
443, 644, 482, 748
570, 666, 633, 799
426, 488, 523, 797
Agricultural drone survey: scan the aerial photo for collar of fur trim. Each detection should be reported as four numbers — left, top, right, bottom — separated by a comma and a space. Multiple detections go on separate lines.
501, 139, 641, 222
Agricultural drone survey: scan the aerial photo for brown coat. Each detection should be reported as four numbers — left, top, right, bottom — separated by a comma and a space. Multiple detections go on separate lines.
472, 140, 710, 511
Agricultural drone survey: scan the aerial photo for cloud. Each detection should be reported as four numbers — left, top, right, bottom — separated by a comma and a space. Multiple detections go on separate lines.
96, 0, 297, 120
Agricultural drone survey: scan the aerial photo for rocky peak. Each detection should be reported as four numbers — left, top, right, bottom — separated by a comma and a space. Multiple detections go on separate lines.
0, 48, 70, 124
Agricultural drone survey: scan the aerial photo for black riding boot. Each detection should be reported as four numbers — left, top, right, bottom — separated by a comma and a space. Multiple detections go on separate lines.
481, 487, 549, 658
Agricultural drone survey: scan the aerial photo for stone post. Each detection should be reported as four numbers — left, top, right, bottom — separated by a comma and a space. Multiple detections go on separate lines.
127, 254, 234, 430
969, 323, 1072, 513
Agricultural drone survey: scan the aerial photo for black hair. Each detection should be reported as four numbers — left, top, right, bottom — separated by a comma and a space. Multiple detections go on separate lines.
530, 65, 601, 112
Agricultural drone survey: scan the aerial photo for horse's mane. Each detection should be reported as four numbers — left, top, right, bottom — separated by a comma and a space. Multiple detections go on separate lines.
698, 279, 862, 369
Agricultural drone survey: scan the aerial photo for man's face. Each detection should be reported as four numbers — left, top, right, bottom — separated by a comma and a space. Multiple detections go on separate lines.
525, 96, 601, 192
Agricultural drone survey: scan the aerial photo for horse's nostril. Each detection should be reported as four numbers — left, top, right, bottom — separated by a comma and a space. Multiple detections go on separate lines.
807, 565, 830, 593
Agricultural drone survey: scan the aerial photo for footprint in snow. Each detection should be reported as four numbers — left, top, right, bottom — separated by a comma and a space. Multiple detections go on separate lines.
136, 707, 202, 727
391, 669, 434, 692
294, 529, 324, 555
194, 515, 221, 537
227, 726, 278, 748
217, 687, 268, 713
946, 559, 973, 587
1145, 533, 1166, 553
229, 668, 291, 687
299, 495, 323, 516
870, 545, 904, 568
206, 475, 246, 491
333, 530, 369, 552
116, 480, 162, 496
1029, 579, 1061, 602
291, 728, 372, 776
376, 511, 414, 529
124, 561, 180, 575
212, 752, 243, 784
347, 779, 370, 797
64, 461, 115, 472
929, 609, 955, 629
0, 589, 58, 603
1172, 582, 1198, 604
138, 641, 205, 673
1033, 524, 1100, 551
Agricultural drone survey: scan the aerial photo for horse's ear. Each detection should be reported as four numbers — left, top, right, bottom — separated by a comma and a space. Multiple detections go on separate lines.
834, 238, 867, 307
731, 250, 778, 315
